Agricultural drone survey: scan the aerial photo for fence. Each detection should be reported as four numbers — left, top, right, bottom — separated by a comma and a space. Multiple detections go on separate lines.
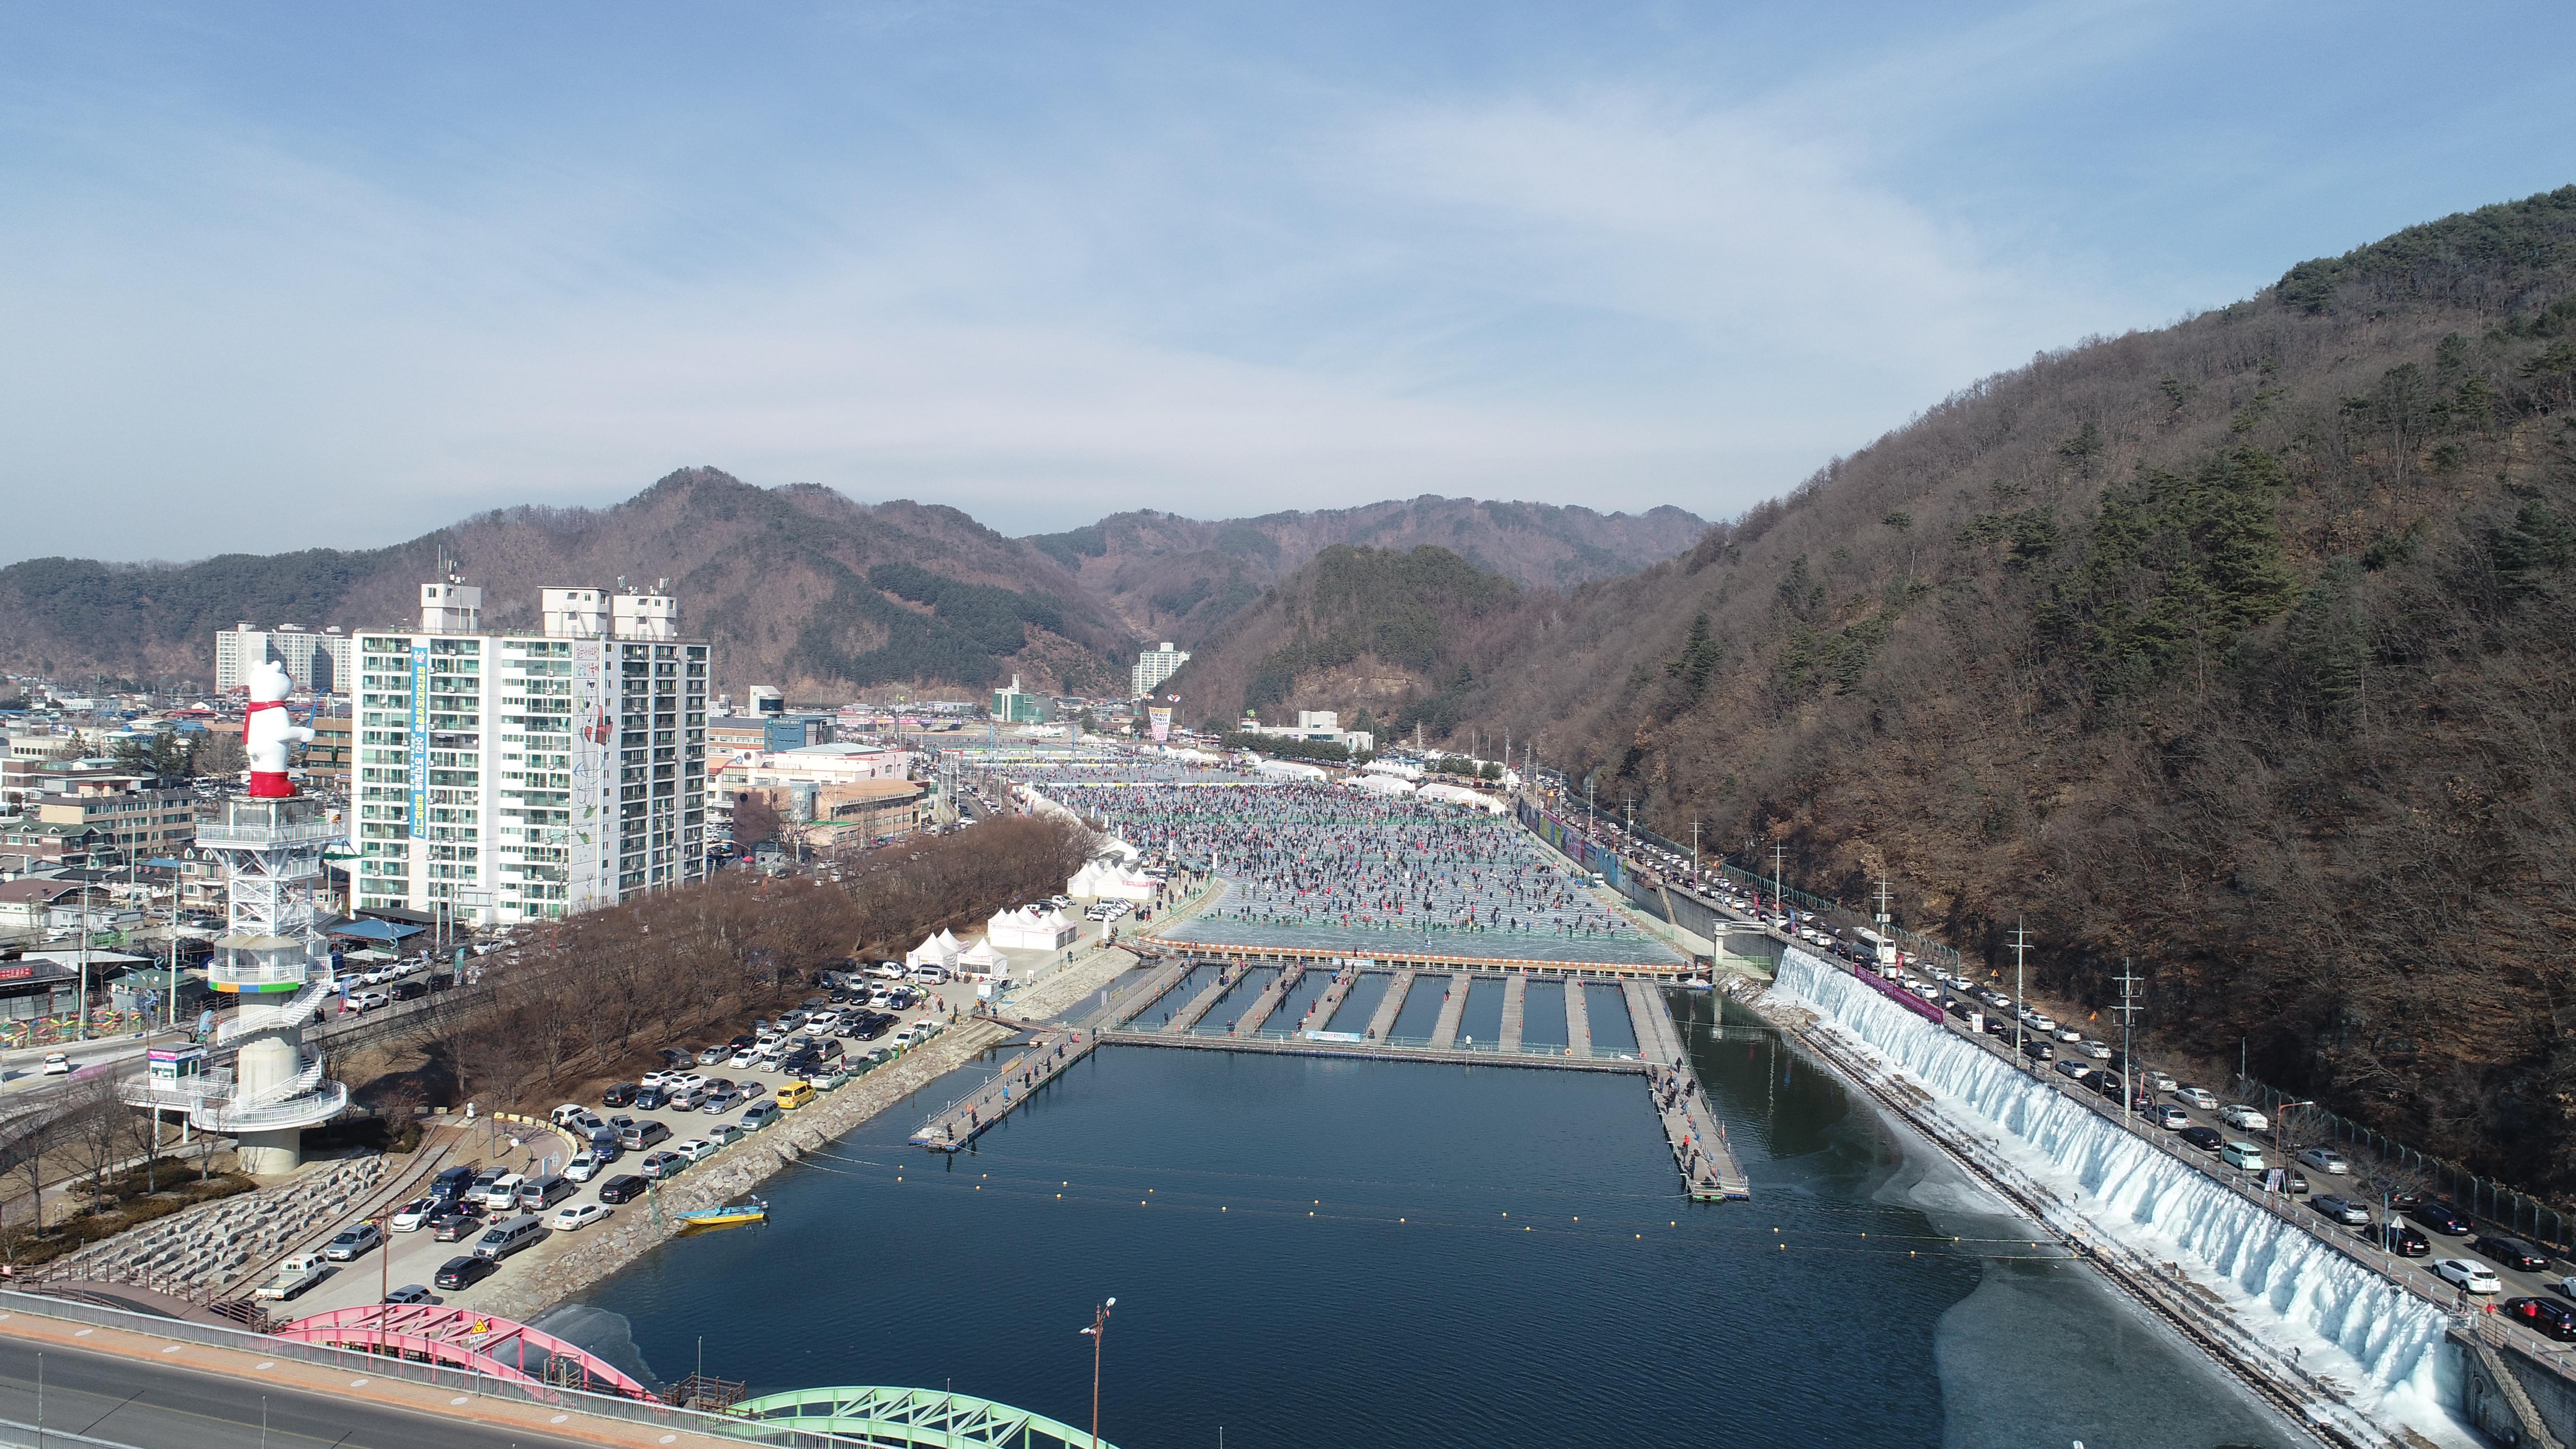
1711, 862, 1963, 974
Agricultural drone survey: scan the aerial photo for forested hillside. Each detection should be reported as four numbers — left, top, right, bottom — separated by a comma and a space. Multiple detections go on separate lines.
1024, 497, 1700, 646
1156, 544, 1531, 738
1436, 185, 2576, 1191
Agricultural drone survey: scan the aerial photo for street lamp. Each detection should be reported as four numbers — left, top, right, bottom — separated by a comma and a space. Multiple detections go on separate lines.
1080, 1296, 1116, 1447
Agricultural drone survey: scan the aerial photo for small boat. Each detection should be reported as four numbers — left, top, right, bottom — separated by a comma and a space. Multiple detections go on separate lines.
675, 1197, 768, 1230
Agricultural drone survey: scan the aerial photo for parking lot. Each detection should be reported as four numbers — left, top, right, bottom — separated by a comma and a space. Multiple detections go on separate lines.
275, 968, 963, 1318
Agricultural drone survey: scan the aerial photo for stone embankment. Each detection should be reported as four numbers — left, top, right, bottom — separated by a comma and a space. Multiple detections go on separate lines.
474, 1017, 1012, 1321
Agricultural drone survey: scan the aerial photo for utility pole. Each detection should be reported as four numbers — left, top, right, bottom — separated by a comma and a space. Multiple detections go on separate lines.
2114, 959, 2144, 1121
2010, 918, 2031, 1065
1771, 843, 1786, 921
1873, 875, 1894, 968
1690, 819, 1699, 884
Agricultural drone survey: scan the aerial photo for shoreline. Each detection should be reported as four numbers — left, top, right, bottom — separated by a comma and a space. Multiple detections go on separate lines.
472, 1017, 1015, 1323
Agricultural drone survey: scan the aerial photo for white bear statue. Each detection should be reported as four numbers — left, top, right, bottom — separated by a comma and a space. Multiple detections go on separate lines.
242, 659, 314, 799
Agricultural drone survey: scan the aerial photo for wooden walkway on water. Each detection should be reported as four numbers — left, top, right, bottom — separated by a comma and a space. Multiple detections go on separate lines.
914, 953, 1750, 1200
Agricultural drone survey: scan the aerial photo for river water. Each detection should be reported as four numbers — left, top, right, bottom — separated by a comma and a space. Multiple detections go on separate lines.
576, 993, 2298, 1448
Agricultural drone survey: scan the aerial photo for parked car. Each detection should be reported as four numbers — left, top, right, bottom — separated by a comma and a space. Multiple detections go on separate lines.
741, 1102, 781, 1132
618, 1120, 672, 1152
2410, 1202, 2474, 1236
2221, 1141, 2268, 1171
2218, 1104, 2269, 1131
549, 1103, 595, 1128
2437, 1258, 2503, 1294
706, 1123, 745, 1146
672, 1138, 718, 1163
382, 1283, 436, 1305
2146, 1071, 2178, 1093
697, 1046, 730, 1066
640, 1151, 688, 1181
2503, 1297, 2576, 1341
2474, 1235, 2553, 1272
2174, 1086, 2220, 1110
548, 1203, 612, 1232
2154, 1106, 2192, 1130
2177, 1126, 2225, 1153
434, 1256, 498, 1291
430, 1212, 477, 1242
596, 1174, 648, 1204
323, 1222, 382, 1261
387, 1197, 437, 1232
2292, 1145, 2349, 1176
2310, 1195, 2373, 1227
600, 1082, 639, 1107
633, 1087, 670, 1111
2017, 1037, 2055, 1063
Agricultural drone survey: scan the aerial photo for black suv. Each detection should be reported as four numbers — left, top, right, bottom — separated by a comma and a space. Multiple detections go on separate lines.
2474, 1234, 2552, 1272
2505, 1297, 2576, 1341
435, 1255, 498, 1291
2409, 1201, 2473, 1236
601, 1082, 639, 1107
2018, 1037, 2055, 1063
597, 1174, 648, 1204
2177, 1126, 2225, 1153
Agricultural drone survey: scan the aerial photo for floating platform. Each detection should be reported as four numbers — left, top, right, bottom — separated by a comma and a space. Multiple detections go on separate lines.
912, 957, 1750, 1201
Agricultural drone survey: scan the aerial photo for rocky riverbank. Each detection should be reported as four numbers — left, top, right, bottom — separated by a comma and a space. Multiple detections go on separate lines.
475, 1017, 1012, 1321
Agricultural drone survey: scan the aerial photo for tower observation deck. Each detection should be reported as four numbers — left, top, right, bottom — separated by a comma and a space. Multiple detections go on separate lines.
121, 715, 349, 1172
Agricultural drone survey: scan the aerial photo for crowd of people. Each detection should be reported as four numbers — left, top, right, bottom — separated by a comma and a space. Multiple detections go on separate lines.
1045, 781, 1648, 944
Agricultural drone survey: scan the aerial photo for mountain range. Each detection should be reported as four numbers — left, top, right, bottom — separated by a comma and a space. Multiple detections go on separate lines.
0, 480, 1703, 700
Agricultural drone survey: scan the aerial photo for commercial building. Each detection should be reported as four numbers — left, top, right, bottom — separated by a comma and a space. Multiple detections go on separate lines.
215, 623, 354, 694
347, 578, 710, 927
734, 777, 927, 852
1237, 709, 1375, 755
1132, 642, 1189, 699
708, 714, 832, 755
991, 675, 1048, 724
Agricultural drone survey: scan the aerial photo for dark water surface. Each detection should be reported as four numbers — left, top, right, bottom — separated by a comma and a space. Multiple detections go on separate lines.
580, 992, 2294, 1449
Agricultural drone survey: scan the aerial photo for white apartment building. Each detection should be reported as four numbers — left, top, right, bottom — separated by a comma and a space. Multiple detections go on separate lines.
1132, 641, 1189, 699
348, 580, 709, 926
215, 623, 354, 693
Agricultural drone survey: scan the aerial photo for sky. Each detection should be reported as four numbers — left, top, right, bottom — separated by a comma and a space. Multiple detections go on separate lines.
2, 1, 2571, 563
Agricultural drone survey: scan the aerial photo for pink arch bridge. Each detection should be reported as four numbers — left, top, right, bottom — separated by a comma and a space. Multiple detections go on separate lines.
274, 1304, 656, 1402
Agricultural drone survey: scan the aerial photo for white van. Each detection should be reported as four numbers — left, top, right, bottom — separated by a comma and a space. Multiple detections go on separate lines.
478, 1173, 527, 1212
910, 964, 948, 984
2221, 1141, 2268, 1171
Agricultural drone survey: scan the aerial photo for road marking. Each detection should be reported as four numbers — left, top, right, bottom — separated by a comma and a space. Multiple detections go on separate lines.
350, 1377, 369, 1387
161, 1344, 183, 1353
552, 1414, 569, 1423
451, 1396, 470, 1405
74, 1328, 92, 1337
256, 1360, 274, 1369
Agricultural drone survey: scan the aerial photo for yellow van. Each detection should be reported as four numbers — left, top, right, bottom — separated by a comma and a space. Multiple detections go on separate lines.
774, 1080, 816, 1111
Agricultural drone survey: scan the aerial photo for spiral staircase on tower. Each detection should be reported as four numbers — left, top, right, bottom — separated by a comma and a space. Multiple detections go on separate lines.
119, 976, 348, 1133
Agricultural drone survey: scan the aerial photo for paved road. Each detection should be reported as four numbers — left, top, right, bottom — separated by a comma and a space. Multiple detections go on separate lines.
0, 1334, 581, 1449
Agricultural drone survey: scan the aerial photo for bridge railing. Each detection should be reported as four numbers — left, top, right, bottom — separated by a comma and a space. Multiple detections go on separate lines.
0, 1288, 865, 1448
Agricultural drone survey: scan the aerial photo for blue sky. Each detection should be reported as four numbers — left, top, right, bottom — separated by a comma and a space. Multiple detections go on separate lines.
3, 1, 2569, 562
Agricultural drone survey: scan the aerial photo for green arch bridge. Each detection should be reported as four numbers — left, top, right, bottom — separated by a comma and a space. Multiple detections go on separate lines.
733, 1385, 1117, 1449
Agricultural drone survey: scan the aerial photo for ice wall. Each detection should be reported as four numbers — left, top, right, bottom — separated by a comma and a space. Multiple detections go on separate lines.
1772, 948, 2461, 1430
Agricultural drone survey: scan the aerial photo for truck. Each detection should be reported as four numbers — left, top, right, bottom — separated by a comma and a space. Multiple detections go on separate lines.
253, 1254, 333, 1302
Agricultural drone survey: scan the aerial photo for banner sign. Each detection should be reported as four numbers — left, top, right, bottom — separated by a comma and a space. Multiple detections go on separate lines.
408, 643, 430, 839
1148, 704, 1172, 743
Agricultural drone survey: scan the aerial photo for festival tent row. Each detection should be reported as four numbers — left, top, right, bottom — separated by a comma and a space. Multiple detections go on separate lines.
1346, 773, 1417, 797
1417, 781, 1508, 814
1067, 859, 1158, 902
989, 903, 1079, 950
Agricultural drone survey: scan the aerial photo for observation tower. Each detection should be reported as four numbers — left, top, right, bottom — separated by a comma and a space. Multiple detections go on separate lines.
123, 661, 347, 1173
